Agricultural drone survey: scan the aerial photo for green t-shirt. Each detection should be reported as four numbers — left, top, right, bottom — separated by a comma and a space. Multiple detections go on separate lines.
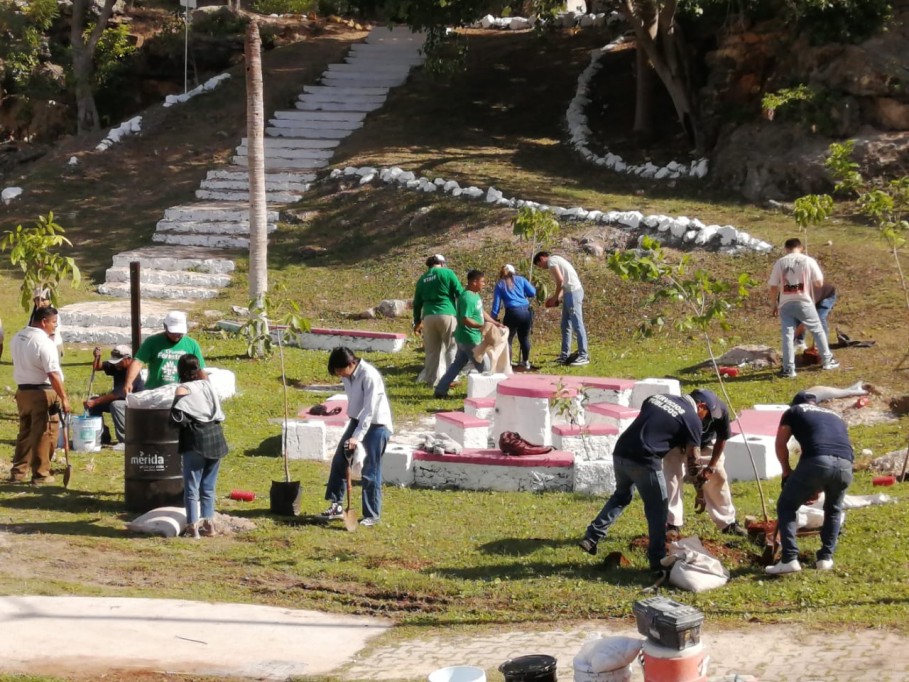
135, 333, 206, 389
454, 290, 484, 345
413, 267, 464, 324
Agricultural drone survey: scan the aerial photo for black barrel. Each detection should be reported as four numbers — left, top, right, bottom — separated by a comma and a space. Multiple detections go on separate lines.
499, 656, 558, 682
124, 407, 183, 513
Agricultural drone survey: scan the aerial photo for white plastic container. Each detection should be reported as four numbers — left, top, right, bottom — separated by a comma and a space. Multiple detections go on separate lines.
71, 415, 102, 452
428, 666, 486, 682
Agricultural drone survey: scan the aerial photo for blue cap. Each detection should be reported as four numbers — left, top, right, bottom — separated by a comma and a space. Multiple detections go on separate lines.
690, 388, 723, 419
791, 391, 817, 406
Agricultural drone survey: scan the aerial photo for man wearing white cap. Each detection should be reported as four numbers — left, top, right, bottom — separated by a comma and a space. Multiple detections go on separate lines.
124, 310, 206, 393
412, 254, 463, 385
85, 344, 145, 444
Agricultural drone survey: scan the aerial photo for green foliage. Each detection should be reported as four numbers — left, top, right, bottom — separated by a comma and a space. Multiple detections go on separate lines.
237, 287, 311, 359
0, 213, 81, 312
825, 140, 863, 195
422, 26, 468, 78
252, 0, 316, 15
91, 24, 136, 89
192, 9, 249, 38
760, 84, 846, 136
0, 0, 58, 90
512, 207, 560, 299
790, 0, 892, 44
793, 194, 834, 230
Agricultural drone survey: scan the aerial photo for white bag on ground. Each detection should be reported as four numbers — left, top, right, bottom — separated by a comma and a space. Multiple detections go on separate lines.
573, 634, 643, 673
125, 506, 187, 537
664, 537, 730, 592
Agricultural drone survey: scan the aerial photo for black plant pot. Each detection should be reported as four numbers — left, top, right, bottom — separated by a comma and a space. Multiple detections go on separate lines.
269, 480, 302, 516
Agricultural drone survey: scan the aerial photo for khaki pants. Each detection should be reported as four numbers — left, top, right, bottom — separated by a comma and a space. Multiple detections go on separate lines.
417, 314, 457, 386
11, 388, 60, 481
664, 444, 736, 530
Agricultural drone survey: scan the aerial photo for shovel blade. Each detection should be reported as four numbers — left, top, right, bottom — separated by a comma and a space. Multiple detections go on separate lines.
343, 509, 358, 532
63, 464, 72, 489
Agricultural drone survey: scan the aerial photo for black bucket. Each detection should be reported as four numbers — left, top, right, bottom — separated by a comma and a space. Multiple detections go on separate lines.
499, 655, 558, 682
124, 407, 183, 513
270, 480, 303, 516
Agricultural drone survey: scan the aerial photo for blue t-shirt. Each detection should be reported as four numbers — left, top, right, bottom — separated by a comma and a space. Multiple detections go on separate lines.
614, 394, 703, 469
491, 276, 537, 318
780, 404, 853, 461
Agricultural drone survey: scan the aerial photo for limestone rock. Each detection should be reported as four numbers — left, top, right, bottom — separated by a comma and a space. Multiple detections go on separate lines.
376, 299, 409, 318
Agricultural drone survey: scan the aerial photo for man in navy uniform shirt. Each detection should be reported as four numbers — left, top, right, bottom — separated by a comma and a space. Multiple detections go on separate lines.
579, 393, 702, 573
766, 390, 854, 575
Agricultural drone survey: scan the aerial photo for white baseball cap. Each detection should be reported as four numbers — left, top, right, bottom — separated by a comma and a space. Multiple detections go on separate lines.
433, 254, 445, 263
504, 264, 516, 274
108, 345, 133, 364
163, 311, 188, 334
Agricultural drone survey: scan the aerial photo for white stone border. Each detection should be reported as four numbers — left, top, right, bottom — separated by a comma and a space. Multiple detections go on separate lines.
1, 186, 23, 205
163, 73, 231, 108
469, 11, 624, 31
95, 116, 142, 152
327, 165, 771, 253
567, 36, 709, 180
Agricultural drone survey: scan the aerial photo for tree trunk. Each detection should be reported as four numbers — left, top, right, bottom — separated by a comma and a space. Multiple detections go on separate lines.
632, 4, 658, 141
246, 19, 268, 308
70, 0, 118, 134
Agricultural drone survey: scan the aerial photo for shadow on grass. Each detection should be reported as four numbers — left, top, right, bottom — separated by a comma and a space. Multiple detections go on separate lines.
432, 559, 650, 587
0, 518, 125, 538
244, 434, 282, 458
478, 536, 573, 556
0, 486, 125, 514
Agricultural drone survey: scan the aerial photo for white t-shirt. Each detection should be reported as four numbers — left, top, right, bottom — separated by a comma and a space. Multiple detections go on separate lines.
11, 326, 63, 385
768, 252, 824, 306
548, 255, 582, 293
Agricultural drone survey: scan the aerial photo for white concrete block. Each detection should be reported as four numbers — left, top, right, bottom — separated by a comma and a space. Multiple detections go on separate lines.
573, 459, 616, 496
205, 367, 236, 401
434, 414, 490, 449
464, 397, 496, 421
413, 460, 572, 493
551, 430, 616, 462
754, 404, 789, 411
467, 373, 508, 399
492, 394, 552, 446
383, 443, 414, 487
283, 420, 327, 461
630, 378, 681, 408
724, 434, 782, 481
585, 387, 633, 407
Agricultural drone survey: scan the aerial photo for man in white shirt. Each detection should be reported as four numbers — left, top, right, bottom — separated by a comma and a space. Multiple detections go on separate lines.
768, 238, 839, 378
9, 306, 71, 484
534, 251, 589, 366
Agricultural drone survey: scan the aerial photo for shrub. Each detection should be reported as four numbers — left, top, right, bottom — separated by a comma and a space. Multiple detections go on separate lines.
252, 0, 316, 15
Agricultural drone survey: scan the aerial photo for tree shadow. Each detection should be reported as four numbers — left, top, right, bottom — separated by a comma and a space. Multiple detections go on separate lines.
243, 434, 282, 458
0, 518, 126, 538
478, 536, 575, 556
0, 486, 126, 515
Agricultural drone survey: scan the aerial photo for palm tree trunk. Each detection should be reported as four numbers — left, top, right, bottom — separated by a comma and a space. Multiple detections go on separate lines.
246, 19, 268, 307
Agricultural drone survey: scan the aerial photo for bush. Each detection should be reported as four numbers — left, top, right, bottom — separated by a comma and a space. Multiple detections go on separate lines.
793, 0, 892, 44
252, 0, 316, 15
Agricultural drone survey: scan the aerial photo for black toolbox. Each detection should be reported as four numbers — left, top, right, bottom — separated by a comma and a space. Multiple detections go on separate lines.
632, 597, 704, 650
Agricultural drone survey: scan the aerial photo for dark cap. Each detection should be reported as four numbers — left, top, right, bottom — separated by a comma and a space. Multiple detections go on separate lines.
791, 390, 818, 406
690, 388, 723, 419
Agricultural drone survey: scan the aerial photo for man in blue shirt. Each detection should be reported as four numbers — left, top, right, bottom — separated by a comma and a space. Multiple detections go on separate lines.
579, 394, 702, 573
766, 390, 854, 575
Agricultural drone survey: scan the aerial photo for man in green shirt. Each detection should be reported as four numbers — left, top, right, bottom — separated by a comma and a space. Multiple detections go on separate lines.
413, 254, 464, 386
433, 270, 503, 398
123, 311, 206, 391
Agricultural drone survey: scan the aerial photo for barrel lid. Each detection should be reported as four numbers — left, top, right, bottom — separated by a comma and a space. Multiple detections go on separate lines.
498, 654, 557, 674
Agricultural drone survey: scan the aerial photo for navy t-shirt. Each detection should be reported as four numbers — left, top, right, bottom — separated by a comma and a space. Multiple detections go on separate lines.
780, 404, 853, 462
702, 403, 731, 447
103, 361, 145, 397
614, 394, 703, 469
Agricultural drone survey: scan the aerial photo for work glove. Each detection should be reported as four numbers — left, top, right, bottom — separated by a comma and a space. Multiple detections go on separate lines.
696, 466, 715, 484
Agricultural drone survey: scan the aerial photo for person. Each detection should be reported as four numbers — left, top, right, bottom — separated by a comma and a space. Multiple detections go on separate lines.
84, 344, 146, 445
663, 389, 747, 537
533, 251, 589, 366
578, 394, 702, 573
124, 311, 206, 393
766, 390, 854, 575
9, 306, 70, 484
322, 347, 393, 526
794, 282, 837, 352
433, 269, 504, 398
768, 238, 838, 378
30, 288, 64, 355
412, 254, 464, 386
491, 264, 537, 370
171, 354, 228, 539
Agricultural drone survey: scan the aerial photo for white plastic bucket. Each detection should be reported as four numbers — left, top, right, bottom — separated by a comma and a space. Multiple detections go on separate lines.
428, 666, 486, 682
71, 415, 103, 452
574, 664, 634, 682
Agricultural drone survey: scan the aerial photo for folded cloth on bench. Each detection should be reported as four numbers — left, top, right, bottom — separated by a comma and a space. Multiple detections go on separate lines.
473, 322, 512, 375
499, 431, 553, 456
420, 432, 463, 455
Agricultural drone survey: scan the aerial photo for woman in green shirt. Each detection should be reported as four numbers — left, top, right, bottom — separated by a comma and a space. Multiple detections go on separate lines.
412, 255, 463, 386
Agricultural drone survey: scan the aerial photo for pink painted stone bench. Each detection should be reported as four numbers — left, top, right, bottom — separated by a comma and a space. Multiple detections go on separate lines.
464, 396, 496, 420
412, 448, 574, 492
585, 403, 639, 432
434, 411, 491, 449
551, 423, 619, 462
729, 409, 784, 438
298, 398, 349, 427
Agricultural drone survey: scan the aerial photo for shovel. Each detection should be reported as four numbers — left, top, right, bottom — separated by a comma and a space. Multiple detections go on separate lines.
62, 412, 73, 489
343, 455, 358, 532
84, 360, 97, 415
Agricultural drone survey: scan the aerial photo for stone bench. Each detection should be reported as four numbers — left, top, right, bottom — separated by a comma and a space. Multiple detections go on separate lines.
630, 377, 681, 407
412, 448, 574, 492
464, 396, 496, 421
434, 412, 490, 448
551, 423, 618, 461
724, 434, 782, 481
283, 397, 349, 460
491, 375, 584, 446
275, 327, 407, 353
729, 409, 784, 438
585, 403, 639, 432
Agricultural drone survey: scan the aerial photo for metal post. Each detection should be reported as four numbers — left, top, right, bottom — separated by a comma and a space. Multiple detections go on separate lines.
129, 261, 141, 354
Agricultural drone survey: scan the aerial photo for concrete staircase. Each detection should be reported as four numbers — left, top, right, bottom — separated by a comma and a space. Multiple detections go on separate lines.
60, 26, 425, 344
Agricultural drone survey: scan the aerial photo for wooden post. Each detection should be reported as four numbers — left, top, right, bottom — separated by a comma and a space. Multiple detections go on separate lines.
130, 261, 141, 353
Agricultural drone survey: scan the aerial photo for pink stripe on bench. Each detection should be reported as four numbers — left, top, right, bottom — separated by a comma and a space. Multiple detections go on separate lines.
551, 423, 618, 437
730, 409, 784, 438
299, 399, 349, 425
579, 377, 637, 391
586, 403, 639, 420
414, 448, 574, 467
436, 412, 490, 428
497, 375, 579, 399
464, 396, 496, 409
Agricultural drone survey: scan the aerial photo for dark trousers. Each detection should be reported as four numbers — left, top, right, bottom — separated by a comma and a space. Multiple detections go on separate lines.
504, 306, 533, 364
11, 388, 60, 481
324, 420, 390, 520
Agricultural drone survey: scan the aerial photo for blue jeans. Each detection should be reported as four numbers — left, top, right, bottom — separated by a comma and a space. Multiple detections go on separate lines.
182, 450, 223, 524
777, 455, 852, 563
434, 341, 487, 396
795, 293, 837, 343
504, 306, 533, 364
585, 456, 668, 570
780, 299, 833, 371
560, 289, 588, 359
325, 421, 390, 520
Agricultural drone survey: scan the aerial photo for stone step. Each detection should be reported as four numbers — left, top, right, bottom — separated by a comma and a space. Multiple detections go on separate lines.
267, 117, 362, 131
265, 125, 353, 138
302, 85, 390, 97
195, 189, 304, 203
112, 246, 236, 273
155, 219, 277, 235
98, 280, 221, 300
61, 325, 162, 344
327, 62, 414, 74
235, 145, 334, 160
239, 137, 340, 150
104, 266, 232, 288
163, 202, 279, 223
205, 168, 316, 188
231, 154, 330, 169
298, 91, 387, 105
58, 299, 184, 329
320, 74, 406, 87
344, 55, 422, 67
294, 101, 383, 113
152, 232, 251, 249
272, 110, 366, 123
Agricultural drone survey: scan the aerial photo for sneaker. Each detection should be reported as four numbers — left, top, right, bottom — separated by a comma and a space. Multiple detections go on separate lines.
816, 558, 834, 571
556, 355, 570, 366
199, 518, 217, 537
822, 359, 840, 370
182, 522, 201, 539
321, 502, 344, 520
722, 521, 748, 537
31, 475, 56, 485
569, 355, 590, 367
765, 559, 802, 575
778, 368, 796, 378
523, 361, 532, 371
113, 443, 126, 451
578, 537, 597, 556
359, 517, 379, 527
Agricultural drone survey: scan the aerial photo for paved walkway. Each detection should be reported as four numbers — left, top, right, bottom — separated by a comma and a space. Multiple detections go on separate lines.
1, 596, 907, 681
